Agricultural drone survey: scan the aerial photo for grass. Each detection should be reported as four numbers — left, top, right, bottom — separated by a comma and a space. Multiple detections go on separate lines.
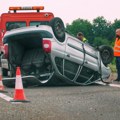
108, 64, 116, 73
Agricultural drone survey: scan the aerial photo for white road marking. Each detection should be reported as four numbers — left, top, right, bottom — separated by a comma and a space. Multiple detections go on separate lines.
109, 84, 120, 88
95, 81, 120, 88
0, 93, 13, 101
0, 93, 26, 104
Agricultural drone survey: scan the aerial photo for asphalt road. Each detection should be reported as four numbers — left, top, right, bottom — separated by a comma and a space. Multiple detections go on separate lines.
0, 83, 120, 120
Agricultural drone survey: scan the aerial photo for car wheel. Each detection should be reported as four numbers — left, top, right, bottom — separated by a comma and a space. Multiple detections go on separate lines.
99, 45, 113, 66
49, 17, 65, 42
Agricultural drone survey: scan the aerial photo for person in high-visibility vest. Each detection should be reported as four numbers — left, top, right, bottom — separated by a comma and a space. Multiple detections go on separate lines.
77, 32, 88, 43
113, 28, 120, 81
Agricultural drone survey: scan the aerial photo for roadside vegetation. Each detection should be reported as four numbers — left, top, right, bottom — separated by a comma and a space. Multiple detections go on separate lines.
109, 64, 116, 73
65, 16, 120, 72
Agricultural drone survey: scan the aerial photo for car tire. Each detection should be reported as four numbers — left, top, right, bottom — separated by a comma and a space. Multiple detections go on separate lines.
49, 17, 65, 42
99, 45, 114, 66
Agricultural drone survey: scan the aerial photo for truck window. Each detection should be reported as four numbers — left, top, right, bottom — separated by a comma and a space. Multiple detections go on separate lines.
6, 22, 26, 31
30, 21, 49, 26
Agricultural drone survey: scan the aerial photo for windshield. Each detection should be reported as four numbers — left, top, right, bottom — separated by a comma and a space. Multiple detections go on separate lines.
30, 21, 49, 26
3, 30, 53, 44
6, 22, 26, 31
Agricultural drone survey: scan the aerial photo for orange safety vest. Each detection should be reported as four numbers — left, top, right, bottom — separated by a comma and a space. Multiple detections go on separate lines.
114, 37, 120, 56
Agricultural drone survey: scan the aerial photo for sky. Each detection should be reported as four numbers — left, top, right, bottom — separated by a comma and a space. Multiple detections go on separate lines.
0, 0, 120, 24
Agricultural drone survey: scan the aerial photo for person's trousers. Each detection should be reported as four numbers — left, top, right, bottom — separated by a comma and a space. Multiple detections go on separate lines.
115, 57, 120, 79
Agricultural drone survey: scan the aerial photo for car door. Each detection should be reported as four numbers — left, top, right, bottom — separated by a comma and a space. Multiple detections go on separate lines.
64, 36, 85, 81
75, 43, 100, 85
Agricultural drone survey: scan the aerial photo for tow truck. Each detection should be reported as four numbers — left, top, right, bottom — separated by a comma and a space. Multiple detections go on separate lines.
0, 6, 54, 77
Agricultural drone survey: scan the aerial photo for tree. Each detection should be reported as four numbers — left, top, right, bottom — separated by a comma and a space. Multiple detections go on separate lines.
65, 16, 120, 46
112, 19, 120, 30
92, 16, 114, 43
92, 37, 110, 47
66, 18, 93, 44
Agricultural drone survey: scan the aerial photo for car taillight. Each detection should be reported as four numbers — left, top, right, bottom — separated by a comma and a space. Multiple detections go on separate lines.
4, 44, 8, 58
42, 40, 51, 53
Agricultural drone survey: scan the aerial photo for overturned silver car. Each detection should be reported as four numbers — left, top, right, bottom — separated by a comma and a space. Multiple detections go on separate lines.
1, 17, 113, 87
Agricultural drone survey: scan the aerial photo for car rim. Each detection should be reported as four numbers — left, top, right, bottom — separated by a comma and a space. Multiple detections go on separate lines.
102, 49, 110, 61
54, 20, 64, 37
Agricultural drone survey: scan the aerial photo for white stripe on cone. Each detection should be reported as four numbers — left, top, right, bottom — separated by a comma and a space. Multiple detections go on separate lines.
15, 75, 23, 89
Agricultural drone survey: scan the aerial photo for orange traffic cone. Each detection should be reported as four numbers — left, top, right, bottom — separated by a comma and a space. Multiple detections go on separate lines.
0, 67, 7, 93
10, 67, 30, 102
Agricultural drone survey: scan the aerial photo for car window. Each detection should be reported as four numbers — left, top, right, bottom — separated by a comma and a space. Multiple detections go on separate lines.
3, 30, 53, 44
6, 22, 26, 31
37, 30, 53, 38
30, 21, 49, 26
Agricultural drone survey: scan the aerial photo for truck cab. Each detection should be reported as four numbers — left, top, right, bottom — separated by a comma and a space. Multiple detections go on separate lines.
0, 6, 54, 76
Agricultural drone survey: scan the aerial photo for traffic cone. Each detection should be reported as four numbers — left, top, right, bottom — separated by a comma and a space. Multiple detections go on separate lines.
0, 67, 7, 93
10, 67, 30, 102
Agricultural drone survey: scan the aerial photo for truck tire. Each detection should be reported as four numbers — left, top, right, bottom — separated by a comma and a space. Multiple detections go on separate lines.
49, 17, 65, 42
99, 45, 113, 66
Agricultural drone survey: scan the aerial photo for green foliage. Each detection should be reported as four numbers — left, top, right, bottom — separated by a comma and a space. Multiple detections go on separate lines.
92, 37, 110, 47
92, 16, 108, 37
66, 18, 94, 43
66, 16, 120, 46
109, 63, 116, 72
92, 16, 115, 42
112, 19, 120, 30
